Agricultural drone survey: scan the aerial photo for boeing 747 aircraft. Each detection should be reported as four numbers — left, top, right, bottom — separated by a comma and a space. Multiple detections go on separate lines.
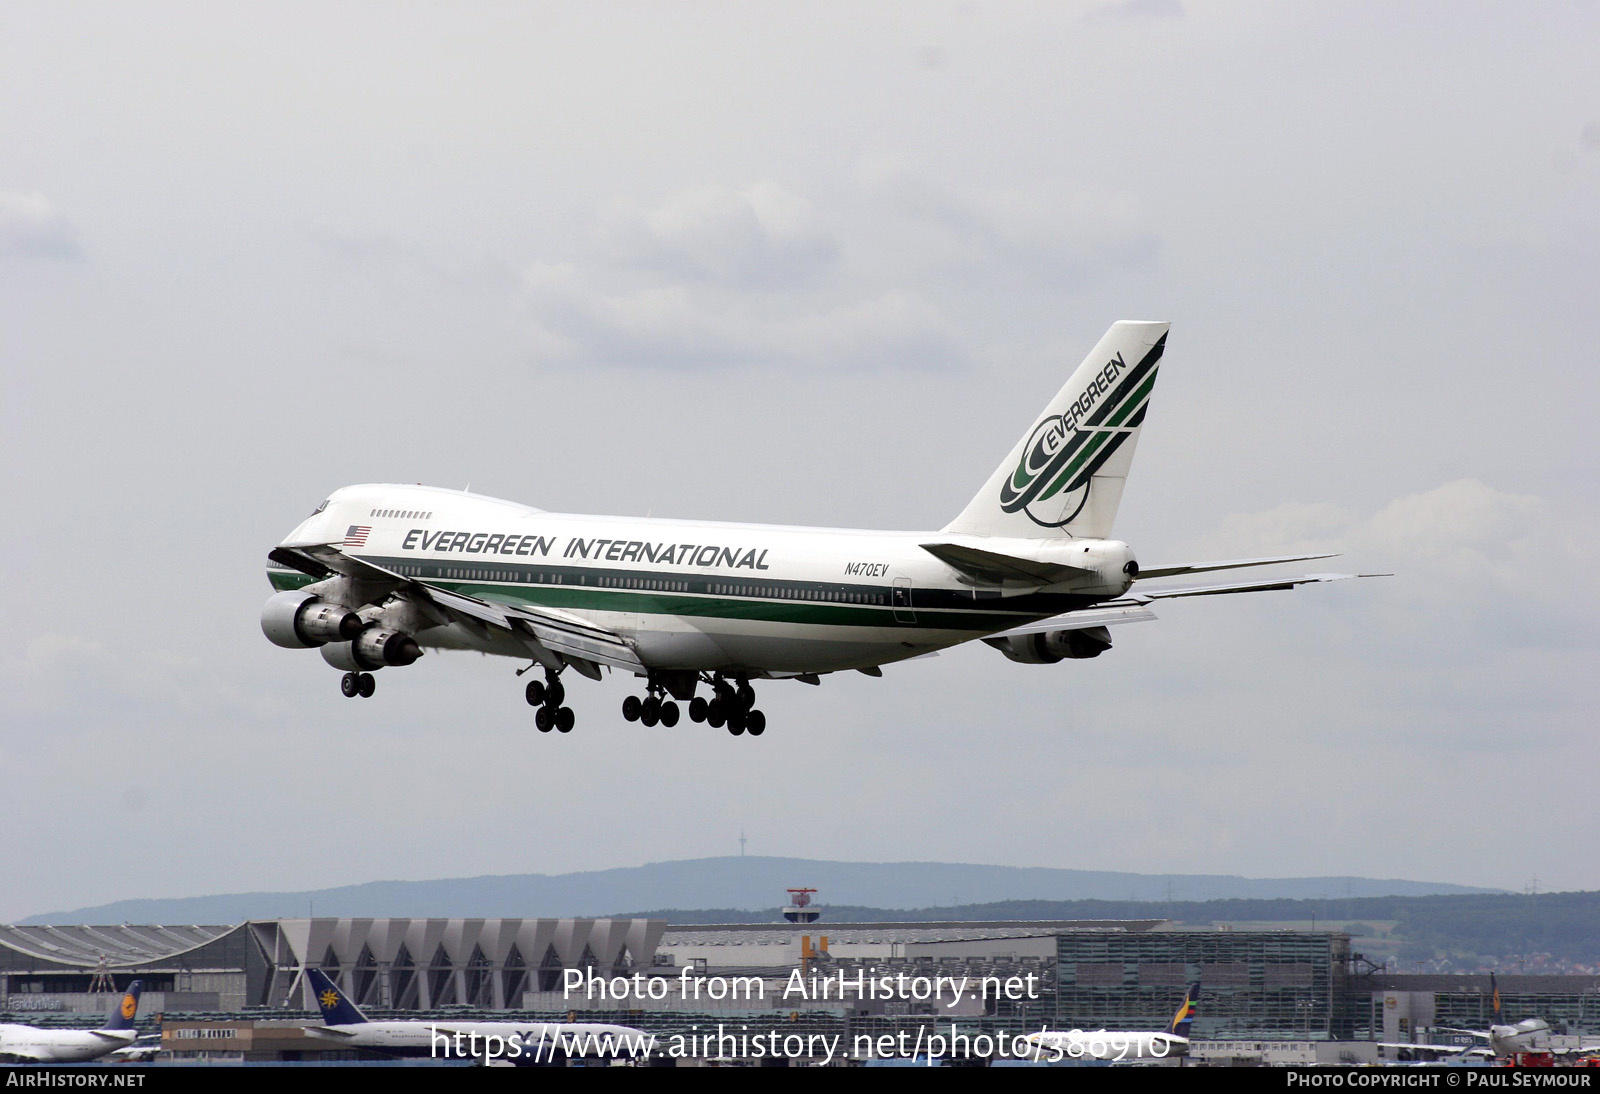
263, 322, 1377, 735
1023, 982, 1199, 1061
0, 982, 143, 1063
303, 969, 651, 1064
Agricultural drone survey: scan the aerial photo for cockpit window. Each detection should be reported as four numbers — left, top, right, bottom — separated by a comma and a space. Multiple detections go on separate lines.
313, 499, 329, 515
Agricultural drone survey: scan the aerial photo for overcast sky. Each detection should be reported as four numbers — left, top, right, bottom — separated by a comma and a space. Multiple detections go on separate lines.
3, 2, 1597, 921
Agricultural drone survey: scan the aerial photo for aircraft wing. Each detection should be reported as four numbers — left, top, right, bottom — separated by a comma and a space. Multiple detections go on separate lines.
989, 603, 1159, 638
987, 572, 1382, 640
268, 544, 647, 674
1378, 1041, 1489, 1057
1130, 572, 1386, 600
1135, 553, 1339, 580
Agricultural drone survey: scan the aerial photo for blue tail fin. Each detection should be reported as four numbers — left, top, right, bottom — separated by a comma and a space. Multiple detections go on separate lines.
307, 967, 368, 1025
1166, 983, 1200, 1038
103, 981, 143, 1031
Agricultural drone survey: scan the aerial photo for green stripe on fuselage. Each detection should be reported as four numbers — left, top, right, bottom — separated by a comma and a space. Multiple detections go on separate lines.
265, 564, 1093, 633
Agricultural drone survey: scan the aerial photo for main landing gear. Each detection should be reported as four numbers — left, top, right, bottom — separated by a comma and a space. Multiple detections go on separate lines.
524, 671, 575, 733
340, 672, 376, 698
688, 676, 765, 737
622, 682, 680, 727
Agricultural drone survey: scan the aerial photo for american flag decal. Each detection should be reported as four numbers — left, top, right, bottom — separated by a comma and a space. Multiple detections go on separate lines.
343, 525, 371, 548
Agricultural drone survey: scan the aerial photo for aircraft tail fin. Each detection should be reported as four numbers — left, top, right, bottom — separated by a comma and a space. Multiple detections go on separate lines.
307, 967, 369, 1026
945, 321, 1168, 540
1167, 982, 1200, 1039
102, 980, 143, 1031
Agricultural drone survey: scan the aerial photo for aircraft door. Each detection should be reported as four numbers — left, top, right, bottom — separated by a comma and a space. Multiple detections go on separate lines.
892, 578, 916, 624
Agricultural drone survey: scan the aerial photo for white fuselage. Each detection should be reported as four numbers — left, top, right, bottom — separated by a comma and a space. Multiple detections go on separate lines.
271, 484, 1136, 675
0, 1024, 135, 1063
1490, 1019, 1552, 1056
310, 1019, 652, 1062
1023, 1028, 1188, 1062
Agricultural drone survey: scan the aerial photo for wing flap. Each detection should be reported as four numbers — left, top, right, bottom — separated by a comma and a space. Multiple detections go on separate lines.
989, 603, 1158, 639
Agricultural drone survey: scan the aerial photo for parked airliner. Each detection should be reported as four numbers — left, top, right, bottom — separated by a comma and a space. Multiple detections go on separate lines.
0, 981, 142, 1063
264, 321, 1377, 735
1024, 982, 1199, 1061
303, 969, 651, 1064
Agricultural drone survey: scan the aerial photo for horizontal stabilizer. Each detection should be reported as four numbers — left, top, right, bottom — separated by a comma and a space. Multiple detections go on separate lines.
1135, 553, 1338, 580
920, 542, 1094, 585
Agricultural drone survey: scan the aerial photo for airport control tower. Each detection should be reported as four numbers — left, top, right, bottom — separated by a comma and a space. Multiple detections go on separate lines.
782, 888, 821, 924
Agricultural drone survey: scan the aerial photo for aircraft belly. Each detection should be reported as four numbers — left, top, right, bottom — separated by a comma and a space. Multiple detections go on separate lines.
633, 616, 961, 673
415, 605, 986, 673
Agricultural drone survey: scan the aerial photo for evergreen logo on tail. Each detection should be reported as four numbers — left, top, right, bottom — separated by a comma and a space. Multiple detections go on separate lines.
997, 336, 1165, 529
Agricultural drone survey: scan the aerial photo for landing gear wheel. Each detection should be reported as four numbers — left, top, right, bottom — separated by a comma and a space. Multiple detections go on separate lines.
688, 697, 708, 723
526, 679, 546, 706
727, 712, 747, 736
356, 673, 376, 698
735, 682, 755, 709
641, 703, 659, 728
746, 709, 765, 736
622, 695, 642, 722
659, 701, 680, 727
535, 706, 554, 732
707, 698, 726, 728
545, 677, 565, 707
556, 706, 575, 733
341, 672, 360, 698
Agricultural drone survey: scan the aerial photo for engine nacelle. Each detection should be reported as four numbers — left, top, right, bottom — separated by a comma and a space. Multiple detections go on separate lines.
995, 626, 1113, 664
319, 628, 424, 671
261, 590, 364, 649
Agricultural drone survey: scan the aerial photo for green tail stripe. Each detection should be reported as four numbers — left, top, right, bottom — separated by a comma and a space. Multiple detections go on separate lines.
1033, 371, 1157, 503
1036, 428, 1114, 503
1106, 368, 1158, 428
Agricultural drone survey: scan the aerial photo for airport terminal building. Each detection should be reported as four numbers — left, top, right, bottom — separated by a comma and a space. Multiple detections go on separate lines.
4, 917, 1597, 1062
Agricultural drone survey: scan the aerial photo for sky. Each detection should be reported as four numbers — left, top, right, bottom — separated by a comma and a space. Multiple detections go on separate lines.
2, 1, 1597, 921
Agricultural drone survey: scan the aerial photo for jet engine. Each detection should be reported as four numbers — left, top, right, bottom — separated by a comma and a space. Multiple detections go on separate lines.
995, 626, 1113, 664
319, 628, 424, 671
260, 590, 364, 649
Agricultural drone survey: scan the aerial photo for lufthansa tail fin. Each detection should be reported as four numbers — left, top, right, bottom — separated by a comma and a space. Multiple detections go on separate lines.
945, 321, 1168, 540
1167, 982, 1200, 1039
307, 967, 369, 1026
102, 980, 143, 1031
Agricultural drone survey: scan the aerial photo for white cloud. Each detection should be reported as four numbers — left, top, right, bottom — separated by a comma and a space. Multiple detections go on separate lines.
856, 164, 1161, 288
605, 182, 838, 289
520, 264, 964, 372
0, 192, 83, 260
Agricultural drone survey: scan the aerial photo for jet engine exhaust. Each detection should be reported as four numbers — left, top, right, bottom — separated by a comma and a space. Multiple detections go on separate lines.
260, 590, 363, 649
996, 626, 1113, 664
320, 629, 424, 671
